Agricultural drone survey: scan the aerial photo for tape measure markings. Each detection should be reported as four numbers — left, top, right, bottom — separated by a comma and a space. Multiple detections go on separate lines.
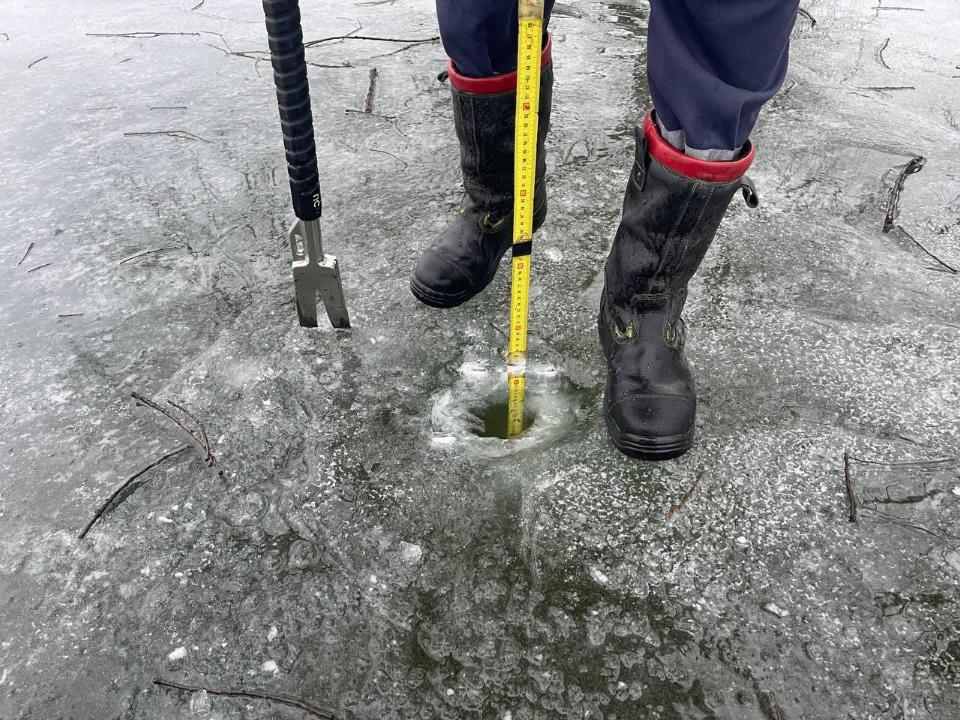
507, 12, 543, 438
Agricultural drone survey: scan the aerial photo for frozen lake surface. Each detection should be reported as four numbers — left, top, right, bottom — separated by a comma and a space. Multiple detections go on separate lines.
1, 0, 959, 718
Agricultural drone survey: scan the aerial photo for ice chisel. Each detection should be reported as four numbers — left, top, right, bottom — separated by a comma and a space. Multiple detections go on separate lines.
262, 0, 350, 328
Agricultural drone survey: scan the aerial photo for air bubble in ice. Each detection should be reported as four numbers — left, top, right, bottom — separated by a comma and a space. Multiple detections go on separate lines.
288, 539, 319, 569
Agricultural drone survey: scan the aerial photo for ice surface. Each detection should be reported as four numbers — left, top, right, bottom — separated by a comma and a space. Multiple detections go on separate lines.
1, 0, 959, 718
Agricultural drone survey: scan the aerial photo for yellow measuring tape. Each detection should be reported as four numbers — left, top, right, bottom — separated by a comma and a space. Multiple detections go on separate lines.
507, 0, 545, 438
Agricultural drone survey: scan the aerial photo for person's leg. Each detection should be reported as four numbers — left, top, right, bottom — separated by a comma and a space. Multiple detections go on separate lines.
599, 2, 798, 460
436, 0, 556, 77
648, 0, 800, 160
411, 1, 555, 308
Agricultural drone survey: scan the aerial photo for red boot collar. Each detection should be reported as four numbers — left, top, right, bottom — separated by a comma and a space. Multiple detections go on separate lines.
448, 35, 552, 94
642, 112, 754, 183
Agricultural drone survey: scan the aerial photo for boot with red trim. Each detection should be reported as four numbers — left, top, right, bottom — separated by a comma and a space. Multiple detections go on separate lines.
410, 40, 553, 308
599, 111, 759, 460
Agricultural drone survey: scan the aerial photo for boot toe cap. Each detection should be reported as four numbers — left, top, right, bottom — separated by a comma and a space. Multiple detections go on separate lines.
411, 249, 474, 306
606, 392, 696, 459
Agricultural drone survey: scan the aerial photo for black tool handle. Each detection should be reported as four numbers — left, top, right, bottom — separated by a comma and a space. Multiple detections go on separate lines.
263, 0, 321, 221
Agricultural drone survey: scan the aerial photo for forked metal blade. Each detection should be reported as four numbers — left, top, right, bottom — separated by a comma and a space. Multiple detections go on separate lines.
289, 219, 351, 329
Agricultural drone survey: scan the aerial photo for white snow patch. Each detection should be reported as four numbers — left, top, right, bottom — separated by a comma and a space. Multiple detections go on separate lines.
261, 660, 279, 675
168, 647, 187, 661
267, 626, 278, 641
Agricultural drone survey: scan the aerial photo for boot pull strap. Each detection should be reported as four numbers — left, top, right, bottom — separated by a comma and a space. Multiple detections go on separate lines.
633, 126, 650, 192
740, 175, 760, 208
437, 69, 449, 83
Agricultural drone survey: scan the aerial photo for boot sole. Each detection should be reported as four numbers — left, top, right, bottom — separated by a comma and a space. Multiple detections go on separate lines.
605, 415, 694, 461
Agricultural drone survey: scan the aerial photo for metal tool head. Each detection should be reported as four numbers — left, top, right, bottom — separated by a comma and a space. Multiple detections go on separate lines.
289, 218, 351, 329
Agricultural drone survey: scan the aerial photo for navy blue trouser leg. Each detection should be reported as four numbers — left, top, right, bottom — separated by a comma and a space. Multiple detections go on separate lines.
435, 0, 555, 77
648, 0, 800, 158
435, 0, 798, 155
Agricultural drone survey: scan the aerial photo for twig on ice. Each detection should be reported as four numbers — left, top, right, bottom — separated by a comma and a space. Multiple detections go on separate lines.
153, 678, 337, 719
880, 156, 955, 273
878, 38, 891, 69
87, 32, 201, 39
119, 246, 182, 265
849, 455, 955, 468
798, 8, 817, 26
78, 445, 191, 539
345, 108, 396, 120
167, 400, 211, 464
667, 470, 705, 520
17, 242, 34, 266
363, 68, 379, 114
844, 450, 857, 523
124, 130, 212, 143
771, 693, 786, 720
369, 148, 407, 167
303, 34, 439, 49
131, 392, 224, 475
891, 226, 957, 274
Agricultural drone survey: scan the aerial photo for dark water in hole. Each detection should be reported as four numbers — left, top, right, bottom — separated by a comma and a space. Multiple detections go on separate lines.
469, 396, 538, 439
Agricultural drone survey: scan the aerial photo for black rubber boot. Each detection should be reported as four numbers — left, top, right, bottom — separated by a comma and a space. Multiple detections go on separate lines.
599, 112, 759, 460
410, 52, 553, 308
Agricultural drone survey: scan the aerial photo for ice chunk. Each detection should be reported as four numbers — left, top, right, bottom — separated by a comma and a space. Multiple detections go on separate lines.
400, 542, 423, 564
589, 567, 609, 584
189, 689, 211, 715
761, 603, 790, 619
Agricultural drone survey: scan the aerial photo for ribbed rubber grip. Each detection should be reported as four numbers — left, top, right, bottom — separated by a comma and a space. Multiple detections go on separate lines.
263, 0, 321, 221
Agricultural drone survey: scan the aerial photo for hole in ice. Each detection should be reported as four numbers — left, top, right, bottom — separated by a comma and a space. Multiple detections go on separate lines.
467, 393, 537, 439
430, 360, 585, 456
